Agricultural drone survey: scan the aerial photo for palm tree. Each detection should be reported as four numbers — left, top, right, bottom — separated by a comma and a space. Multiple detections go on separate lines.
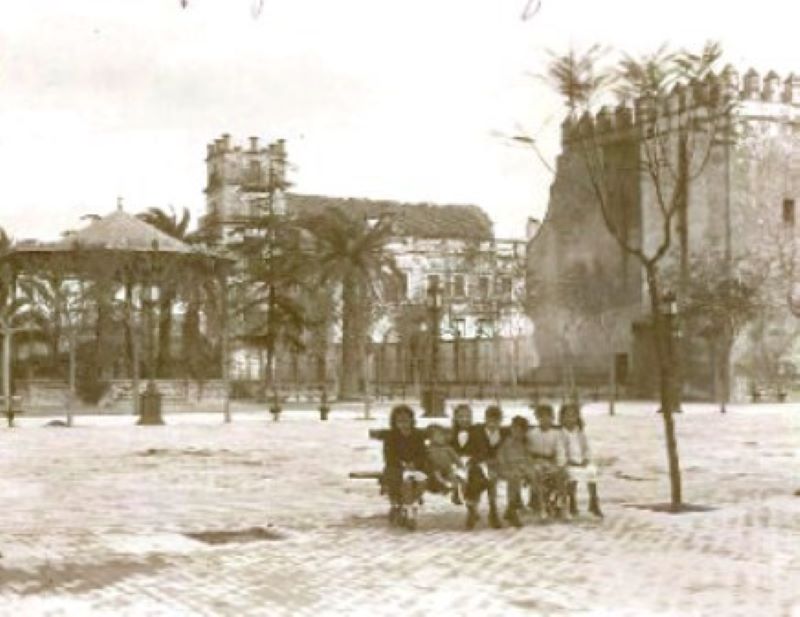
544, 44, 614, 118
301, 209, 399, 400
136, 206, 193, 377
0, 229, 44, 425
231, 206, 311, 402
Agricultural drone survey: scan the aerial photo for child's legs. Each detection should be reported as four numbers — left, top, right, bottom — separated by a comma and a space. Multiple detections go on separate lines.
427, 470, 448, 494
400, 478, 427, 505
383, 466, 404, 505
465, 464, 487, 506
486, 476, 499, 512
533, 465, 552, 507
506, 476, 523, 509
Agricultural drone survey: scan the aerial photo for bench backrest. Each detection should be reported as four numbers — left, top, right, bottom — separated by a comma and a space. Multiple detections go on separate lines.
369, 424, 561, 441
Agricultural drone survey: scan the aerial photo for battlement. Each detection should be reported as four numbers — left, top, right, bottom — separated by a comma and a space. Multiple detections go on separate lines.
561, 66, 800, 145
206, 133, 287, 159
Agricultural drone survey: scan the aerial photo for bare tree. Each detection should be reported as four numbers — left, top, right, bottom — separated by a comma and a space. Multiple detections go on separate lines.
545, 41, 732, 510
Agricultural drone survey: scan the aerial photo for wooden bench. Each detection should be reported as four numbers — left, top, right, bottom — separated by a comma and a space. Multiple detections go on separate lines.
349, 425, 558, 481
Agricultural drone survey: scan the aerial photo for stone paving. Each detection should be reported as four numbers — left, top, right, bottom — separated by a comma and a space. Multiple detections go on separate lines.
0, 403, 798, 616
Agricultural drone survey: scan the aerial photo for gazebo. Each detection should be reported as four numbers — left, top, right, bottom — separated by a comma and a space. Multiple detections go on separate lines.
0, 204, 234, 425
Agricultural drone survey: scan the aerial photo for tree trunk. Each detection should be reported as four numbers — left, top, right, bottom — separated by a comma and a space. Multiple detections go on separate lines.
512, 337, 519, 400
181, 300, 201, 379
709, 337, 719, 406
2, 324, 12, 427
157, 294, 173, 378
125, 285, 140, 418
123, 284, 135, 377
645, 264, 683, 510
339, 274, 361, 399
492, 326, 501, 403
362, 343, 372, 420
67, 329, 77, 427
94, 297, 108, 382
608, 352, 616, 416
145, 286, 157, 380
720, 335, 733, 413
219, 274, 231, 424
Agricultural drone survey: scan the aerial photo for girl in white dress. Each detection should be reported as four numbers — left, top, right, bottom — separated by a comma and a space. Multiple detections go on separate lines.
558, 403, 603, 518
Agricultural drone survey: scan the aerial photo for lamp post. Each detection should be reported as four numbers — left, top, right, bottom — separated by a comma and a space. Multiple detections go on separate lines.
422, 279, 445, 417
659, 291, 682, 415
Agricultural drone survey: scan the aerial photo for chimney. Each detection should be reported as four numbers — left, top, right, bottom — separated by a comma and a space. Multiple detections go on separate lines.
221, 133, 231, 151
249, 136, 259, 152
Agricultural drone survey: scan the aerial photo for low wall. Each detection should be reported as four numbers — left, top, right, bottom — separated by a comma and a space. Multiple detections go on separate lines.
101, 380, 227, 406
16, 380, 74, 409
16, 379, 228, 411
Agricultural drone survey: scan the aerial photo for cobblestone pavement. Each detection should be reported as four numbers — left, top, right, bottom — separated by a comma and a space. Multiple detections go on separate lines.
0, 403, 798, 616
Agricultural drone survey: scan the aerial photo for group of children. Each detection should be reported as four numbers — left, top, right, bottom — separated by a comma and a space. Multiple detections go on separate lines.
381, 402, 603, 530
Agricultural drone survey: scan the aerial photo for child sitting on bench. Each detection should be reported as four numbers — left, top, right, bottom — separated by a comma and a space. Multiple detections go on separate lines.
426, 424, 467, 505
382, 404, 429, 529
497, 415, 537, 527
559, 403, 603, 518
527, 404, 568, 520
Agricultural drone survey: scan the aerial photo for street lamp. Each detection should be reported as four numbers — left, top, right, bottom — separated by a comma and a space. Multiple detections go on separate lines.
422, 279, 446, 417
659, 291, 682, 415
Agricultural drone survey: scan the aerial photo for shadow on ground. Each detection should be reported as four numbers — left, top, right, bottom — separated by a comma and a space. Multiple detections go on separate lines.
0, 556, 167, 595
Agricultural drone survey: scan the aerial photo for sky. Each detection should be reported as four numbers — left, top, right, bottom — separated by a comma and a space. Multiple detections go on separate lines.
1, 0, 798, 241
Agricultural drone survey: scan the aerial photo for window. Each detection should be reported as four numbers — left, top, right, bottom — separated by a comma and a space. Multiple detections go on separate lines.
453, 274, 466, 298
452, 318, 466, 338
783, 198, 795, 226
426, 274, 441, 294
477, 276, 491, 299
476, 318, 494, 338
499, 276, 513, 296
247, 160, 263, 186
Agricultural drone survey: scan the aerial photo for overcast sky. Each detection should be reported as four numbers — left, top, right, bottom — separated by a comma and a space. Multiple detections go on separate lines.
1, 0, 798, 241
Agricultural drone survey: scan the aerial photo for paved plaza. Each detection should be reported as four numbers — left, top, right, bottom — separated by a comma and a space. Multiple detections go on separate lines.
0, 402, 798, 616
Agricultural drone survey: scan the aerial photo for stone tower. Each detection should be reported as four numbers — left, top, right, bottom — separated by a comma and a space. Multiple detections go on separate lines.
527, 66, 800, 400
202, 134, 288, 243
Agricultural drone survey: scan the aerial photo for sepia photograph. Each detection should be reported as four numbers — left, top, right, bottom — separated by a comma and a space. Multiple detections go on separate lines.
0, 1, 798, 615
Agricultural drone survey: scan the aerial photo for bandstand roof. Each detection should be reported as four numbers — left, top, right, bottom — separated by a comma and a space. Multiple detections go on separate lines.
3, 208, 232, 278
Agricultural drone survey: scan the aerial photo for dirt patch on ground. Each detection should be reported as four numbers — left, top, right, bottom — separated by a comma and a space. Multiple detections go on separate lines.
136, 447, 231, 457
184, 526, 284, 545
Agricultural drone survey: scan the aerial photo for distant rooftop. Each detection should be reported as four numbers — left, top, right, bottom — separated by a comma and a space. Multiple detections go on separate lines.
285, 193, 494, 241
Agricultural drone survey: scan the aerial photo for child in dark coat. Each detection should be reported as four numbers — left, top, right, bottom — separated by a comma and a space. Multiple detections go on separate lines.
451, 403, 506, 530
382, 404, 428, 529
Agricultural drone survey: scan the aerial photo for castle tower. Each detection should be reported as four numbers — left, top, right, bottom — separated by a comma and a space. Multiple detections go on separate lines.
527, 64, 800, 402
202, 134, 288, 243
